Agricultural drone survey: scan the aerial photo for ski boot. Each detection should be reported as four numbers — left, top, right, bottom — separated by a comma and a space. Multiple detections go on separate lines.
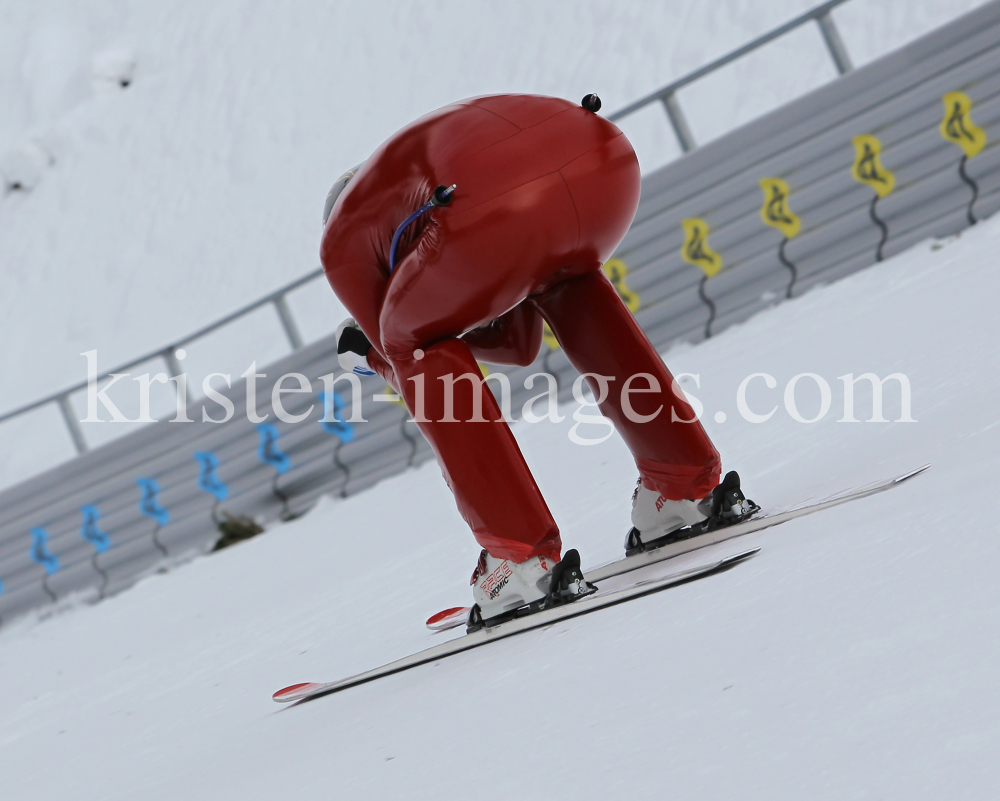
466, 549, 594, 633
624, 471, 759, 556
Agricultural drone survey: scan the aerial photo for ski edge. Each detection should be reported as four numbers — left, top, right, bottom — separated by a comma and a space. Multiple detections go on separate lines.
273, 547, 760, 705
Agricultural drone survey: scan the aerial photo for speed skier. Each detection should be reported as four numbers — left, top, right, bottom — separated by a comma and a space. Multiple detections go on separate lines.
320, 93, 753, 625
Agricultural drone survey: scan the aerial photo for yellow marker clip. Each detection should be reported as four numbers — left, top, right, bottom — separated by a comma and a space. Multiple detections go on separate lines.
851, 135, 895, 197
940, 92, 986, 158
758, 178, 801, 239
601, 258, 640, 313
541, 322, 560, 351
542, 322, 559, 351
384, 383, 406, 406
680, 218, 722, 278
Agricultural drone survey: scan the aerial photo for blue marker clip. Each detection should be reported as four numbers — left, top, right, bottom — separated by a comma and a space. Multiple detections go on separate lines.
30, 528, 60, 575
318, 391, 355, 443
194, 451, 229, 501
257, 424, 291, 475
80, 506, 110, 553
136, 478, 169, 526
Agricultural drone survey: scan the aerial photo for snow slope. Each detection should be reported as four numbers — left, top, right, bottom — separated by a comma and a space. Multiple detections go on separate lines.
1, 209, 999, 799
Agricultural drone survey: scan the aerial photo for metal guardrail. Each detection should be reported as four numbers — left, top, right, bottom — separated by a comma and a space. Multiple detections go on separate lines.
0, 268, 325, 451
606, 0, 855, 151
1, 0, 998, 625
0, 0, 859, 457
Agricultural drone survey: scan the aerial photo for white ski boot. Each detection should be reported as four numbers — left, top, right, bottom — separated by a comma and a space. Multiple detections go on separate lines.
625, 471, 757, 555
469, 548, 591, 627
630, 484, 709, 539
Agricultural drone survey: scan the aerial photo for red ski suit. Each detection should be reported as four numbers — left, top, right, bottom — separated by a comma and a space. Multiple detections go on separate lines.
321, 94, 720, 563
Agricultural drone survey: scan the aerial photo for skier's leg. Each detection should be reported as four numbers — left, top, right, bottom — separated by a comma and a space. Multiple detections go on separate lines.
532, 269, 722, 501
374, 157, 585, 566
386, 339, 560, 563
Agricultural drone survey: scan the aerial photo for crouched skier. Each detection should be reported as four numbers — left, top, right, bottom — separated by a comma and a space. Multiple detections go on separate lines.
320, 93, 751, 627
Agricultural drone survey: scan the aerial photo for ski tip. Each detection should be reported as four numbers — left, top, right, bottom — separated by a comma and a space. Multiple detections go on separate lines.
273, 682, 323, 703
722, 547, 761, 566
426, 606, 470, 631
897, 463, 931, 482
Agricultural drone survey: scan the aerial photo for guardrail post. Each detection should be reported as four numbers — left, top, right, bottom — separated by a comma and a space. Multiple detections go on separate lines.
816, 10, 853, 74
57, 394, 88, 454
163, 347, 192, 406
660, 92, 697, 153
273, 294, 304, 351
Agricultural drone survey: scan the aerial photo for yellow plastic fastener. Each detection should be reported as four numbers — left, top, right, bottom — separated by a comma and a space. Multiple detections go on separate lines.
940, 91, 986, 158
602, 258, 640, 313
680, 218, 722, 278
851, 135, 895, 197
758, 178, 801, 239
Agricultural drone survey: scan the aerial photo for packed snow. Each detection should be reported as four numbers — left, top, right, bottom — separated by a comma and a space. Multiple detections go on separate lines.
2, 208, 999, 799
0, 0, 987, 490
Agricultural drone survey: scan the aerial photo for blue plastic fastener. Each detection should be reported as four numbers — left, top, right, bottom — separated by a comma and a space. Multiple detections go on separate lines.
30, 528, 60, 575
318, 391, 355, 443
136, 478, 170, 526
194, 451, 229, 501
257, 424, 291, 475
80, 506, 110, 553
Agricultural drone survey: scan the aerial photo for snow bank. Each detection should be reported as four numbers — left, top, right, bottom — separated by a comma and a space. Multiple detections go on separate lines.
1, 211, 998, 799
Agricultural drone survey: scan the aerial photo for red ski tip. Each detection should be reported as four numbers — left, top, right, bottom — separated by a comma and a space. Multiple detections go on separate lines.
426, 606, 471, 631
273, 682, 323, 703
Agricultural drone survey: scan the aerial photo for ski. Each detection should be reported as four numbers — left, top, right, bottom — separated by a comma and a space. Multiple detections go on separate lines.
425, 463, 929, 631
588, 462, 929, 582
273, 464, 928, 705
272, 547, 760, 705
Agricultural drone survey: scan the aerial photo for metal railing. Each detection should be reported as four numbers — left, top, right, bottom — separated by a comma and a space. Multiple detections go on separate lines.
0, 268, 325, 453
0, 0, 857, 456
607, 0, 854, 151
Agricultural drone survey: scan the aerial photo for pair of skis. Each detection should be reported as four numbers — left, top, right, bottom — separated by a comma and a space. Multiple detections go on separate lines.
273, 464, 929, 705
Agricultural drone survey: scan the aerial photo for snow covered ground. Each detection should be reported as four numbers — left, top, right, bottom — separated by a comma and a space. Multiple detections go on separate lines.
0, 0, 988, 490
3, 1, 1000, 797
2, 208, 999, 799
